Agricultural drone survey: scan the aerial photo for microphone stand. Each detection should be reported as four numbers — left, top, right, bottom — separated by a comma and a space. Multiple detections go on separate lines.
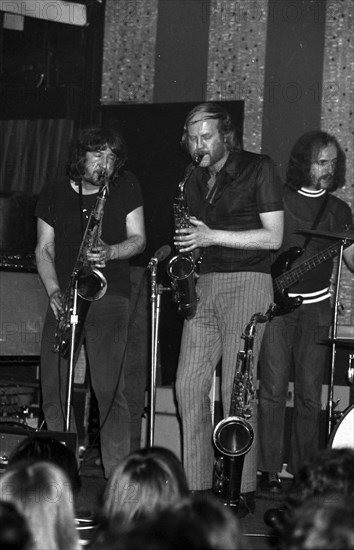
148, 262, 170, 447
327, 240, 345, 438
65, 275, 79, 432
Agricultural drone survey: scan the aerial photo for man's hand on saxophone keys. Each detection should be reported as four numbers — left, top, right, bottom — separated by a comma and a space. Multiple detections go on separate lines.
86, 239, 114, 266
49, 289, 64, 320
174, 216, 213, 252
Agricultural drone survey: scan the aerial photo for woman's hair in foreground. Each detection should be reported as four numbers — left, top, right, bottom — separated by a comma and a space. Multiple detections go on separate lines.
0, 461, 80, 550
279, 498, 354, 550
285, 130, 346, 191
67, 126, 127, 183
101, 446, 189, 527
181, 102, 241, 153
96, 495, 246, 550
0, 501, 32, 550
286, 447, 354, 511
8, 435, 81, 497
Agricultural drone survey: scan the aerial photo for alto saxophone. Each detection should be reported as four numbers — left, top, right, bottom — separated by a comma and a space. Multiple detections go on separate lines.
213, 307, 274, 506
52, 177, 109, 358
167, 154, 202, 319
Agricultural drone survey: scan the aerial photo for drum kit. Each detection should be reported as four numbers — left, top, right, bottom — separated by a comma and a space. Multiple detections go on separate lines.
298, 228, 354, 449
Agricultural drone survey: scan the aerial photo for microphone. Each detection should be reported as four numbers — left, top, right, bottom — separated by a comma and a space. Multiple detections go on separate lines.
147, 245, 171, 268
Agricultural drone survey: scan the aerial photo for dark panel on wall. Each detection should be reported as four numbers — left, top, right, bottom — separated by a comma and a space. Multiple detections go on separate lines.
100, 101, 244, 264
262, 0, 327, 179
101, 101, 244, 384
153, 0, 211, 103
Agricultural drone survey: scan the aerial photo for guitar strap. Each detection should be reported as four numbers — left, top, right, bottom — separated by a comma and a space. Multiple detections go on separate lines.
301, 192, 329, 251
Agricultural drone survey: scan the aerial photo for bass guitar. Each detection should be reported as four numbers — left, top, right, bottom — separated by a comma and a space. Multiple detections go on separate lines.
272, 237, 353, 316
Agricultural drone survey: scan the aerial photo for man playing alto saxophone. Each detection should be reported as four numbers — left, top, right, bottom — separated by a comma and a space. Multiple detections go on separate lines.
174, 102, 283, 517
35, 127, 146, 479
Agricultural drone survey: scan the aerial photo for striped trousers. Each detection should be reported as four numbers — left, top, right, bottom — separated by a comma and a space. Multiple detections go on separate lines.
175, 271, 273, 492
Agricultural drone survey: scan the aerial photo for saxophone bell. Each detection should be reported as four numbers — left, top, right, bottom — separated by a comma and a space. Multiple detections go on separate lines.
76, 265, 107, 301
167, 253, 198, 319
213, 416, 254, 457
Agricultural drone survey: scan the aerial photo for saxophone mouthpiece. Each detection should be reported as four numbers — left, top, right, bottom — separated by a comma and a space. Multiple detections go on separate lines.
193, 153, 204, 165
98, 168, 107, 182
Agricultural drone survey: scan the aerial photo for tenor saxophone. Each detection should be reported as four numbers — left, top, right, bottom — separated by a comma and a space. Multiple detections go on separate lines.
167, 154, 202, 319
52, 177, 109, 358
213, 308, 273, 506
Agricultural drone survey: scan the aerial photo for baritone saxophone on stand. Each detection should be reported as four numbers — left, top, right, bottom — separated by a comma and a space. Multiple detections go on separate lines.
52, 175, 109, 359
213, 306, 275, 506
167, 154, 203, 319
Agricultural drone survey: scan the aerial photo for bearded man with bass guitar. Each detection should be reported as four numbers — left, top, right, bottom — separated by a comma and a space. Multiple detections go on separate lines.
258, 131, 354, 492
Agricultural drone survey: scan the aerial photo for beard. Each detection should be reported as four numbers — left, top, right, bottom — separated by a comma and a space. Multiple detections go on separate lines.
83, 166, 108, 186
316, 174, 333, 190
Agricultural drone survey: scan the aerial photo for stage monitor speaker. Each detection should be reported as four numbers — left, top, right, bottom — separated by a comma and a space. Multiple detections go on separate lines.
0, 425, 77, 469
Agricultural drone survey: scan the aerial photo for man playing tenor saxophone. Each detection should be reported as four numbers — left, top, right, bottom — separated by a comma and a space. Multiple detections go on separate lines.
35, 127, 146, 478
174, 102, 283, 516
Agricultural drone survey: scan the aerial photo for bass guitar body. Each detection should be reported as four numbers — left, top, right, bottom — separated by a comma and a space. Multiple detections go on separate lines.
271, 236, 351, 317
271, 247, 304, 316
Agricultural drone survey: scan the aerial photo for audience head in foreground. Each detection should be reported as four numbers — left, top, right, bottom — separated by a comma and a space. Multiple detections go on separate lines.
279, 498, 354, 550
0, 461, 81, 550
96, 495, 246, 550
101, 446, 189, 529
0, 501, 32, 550
286, 447, 354, 511
8, 435, 81, 497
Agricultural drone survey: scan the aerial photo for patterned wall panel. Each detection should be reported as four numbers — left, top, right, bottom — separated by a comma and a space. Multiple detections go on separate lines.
206, 0, 268, 152
101, 0, 158, 104
322, 0, 354, 326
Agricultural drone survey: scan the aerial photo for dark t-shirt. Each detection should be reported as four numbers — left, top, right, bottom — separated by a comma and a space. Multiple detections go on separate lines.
275, 186, 354, 294
35, 172, 143, 298
185, 150, 283, 274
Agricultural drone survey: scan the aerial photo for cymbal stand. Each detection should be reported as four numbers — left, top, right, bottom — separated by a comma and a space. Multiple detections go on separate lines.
327, 240, 345, 438
148, 261, 170, 447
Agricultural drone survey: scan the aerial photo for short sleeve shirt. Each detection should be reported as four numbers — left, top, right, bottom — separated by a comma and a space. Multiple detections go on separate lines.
185, 150, 283, 274
278, 186, 354, 294
35, 171, 143, 297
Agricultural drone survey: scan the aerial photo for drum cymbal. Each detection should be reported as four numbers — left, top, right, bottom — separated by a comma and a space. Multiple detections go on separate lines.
297, 229, 354, 241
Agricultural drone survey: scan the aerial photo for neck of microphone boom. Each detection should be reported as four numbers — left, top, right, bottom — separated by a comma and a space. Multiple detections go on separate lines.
147, 245, 171, 269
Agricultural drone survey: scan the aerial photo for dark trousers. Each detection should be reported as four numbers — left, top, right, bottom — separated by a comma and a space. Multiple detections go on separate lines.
258, 299, 332, 475
40, 294, 130, 478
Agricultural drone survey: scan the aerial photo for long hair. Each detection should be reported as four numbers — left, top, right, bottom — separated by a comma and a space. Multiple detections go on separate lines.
8, 435, 81, 498
286, 130, 346, 191
0, 461, 81, 550
102, 447, 189, 527
67, 126, 127, 184
279, 499, 354, 550
180, 102, 240, 153
99, 496, 246, 550
0, 501, 32, 550
286, 448, 354, 511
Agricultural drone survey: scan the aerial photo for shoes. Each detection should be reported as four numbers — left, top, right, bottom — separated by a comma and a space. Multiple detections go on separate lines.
259, 471, 282, 493
236, 492, 255, 518
229, 492, 255, 519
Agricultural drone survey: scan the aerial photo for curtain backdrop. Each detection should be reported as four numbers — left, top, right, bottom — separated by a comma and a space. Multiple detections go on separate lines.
0, 118, 74, 195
